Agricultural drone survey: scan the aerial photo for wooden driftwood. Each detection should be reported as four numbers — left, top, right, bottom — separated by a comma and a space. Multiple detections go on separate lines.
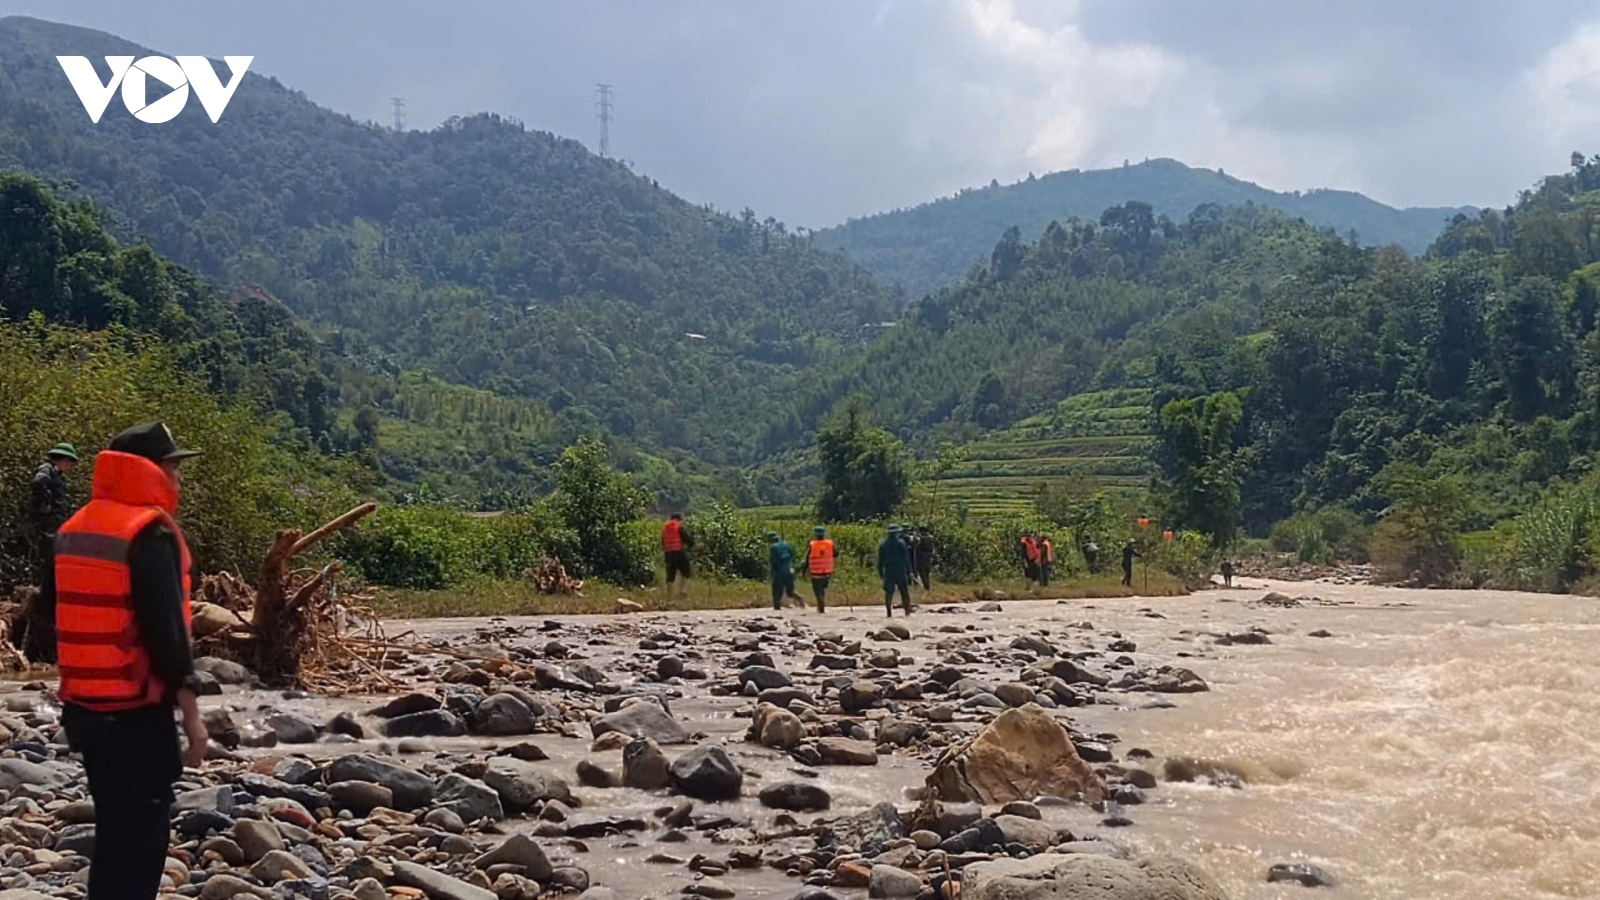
249, 502, 377, 686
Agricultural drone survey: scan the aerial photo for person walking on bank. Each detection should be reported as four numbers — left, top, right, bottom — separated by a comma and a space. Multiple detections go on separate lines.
27, 442, 78, 662
878, 524, 913, 617
661, 513, 694, 601
1083, 538, 1100, 575
56, 423, 208, 900
1122, 540, 1141, 587
806, 526, 835, 612
767, 532, 803, 610
913, 525, 936, 591
1020, 532, 1041, 588
1039, 534, 1055, 588
1220, 558, 1234, 588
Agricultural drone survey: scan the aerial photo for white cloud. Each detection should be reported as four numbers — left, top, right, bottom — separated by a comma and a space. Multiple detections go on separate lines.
1524, 21, 1600, 164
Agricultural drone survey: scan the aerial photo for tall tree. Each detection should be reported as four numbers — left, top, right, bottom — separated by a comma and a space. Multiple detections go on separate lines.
815, 397, 910, 521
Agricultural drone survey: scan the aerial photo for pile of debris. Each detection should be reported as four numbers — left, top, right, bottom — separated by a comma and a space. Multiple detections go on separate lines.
190, 503, 396, 694
523, 555, 584, 595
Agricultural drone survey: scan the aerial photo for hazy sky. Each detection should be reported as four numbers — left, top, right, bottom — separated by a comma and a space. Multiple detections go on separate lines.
11, 0, 1600, 228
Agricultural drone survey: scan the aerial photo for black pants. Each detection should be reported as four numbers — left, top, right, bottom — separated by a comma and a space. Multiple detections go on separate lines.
915, 566, 931, 590
1122, 563, 1134, 586
63, 703, 180, 900
28, 536, 58, 663
664, 551, 691, 582
811, 576, 829, 612
1040, 563, 1052, 587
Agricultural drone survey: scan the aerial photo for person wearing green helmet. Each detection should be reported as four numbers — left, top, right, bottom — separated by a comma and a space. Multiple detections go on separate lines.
27, 442, 79, 662
767, 532, 802, 610
877, 524, 913, 617
805, 525, 834, 612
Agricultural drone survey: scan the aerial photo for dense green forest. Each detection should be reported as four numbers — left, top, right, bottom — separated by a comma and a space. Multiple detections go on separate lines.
814, 158, 1474, 298
0, 16, 901, 504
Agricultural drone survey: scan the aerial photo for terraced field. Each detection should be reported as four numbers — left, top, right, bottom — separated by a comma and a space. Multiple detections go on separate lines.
938, 388, 1157, 519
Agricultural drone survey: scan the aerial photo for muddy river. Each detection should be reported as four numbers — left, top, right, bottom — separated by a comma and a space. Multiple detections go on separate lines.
178, 579, 1600, 899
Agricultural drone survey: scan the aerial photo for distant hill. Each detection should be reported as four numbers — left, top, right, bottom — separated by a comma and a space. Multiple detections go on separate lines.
813, 158, 1476, 297
0, 15, 901, 483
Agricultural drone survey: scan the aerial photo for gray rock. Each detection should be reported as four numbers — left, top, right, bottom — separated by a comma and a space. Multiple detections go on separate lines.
758, 687, 815, 709
382, 709, 467, 737
271, 756, 319, 786
328, 711, 366, 739
173, 785, 234, 814
368, 692, 441, 718
787, 891, 847, 900
234, 774, 332, 812
817, 737, 878, 766
328, 755, 435, 810
250, 848, 313, 883
827, 802, 905, 855
436, 773, 504, 822
622, 738, 672, 790
961, 853, 1228, 900
548, 867, 590, 892
669, 744, 742, 801
56, 799, 95, 825
739, 666, 791, 690
1268, 863, 1337, 887
393, 860, 499, 900
0, 760, 71, 792
328, 781, 393, 814
590, 700, 690, 745
1048, 659, 1110, 687
868, 864, 922, 898
474, 833, 555, 881
194, 657, 253, 685
232, 818, 284, 863
576, 759, 617, 788
265, 711, 322, 744
53, 823, 95, 856
578, 890, 621, 900
995, 683, 1037, 707
995, 814, 1058, 849
475, 693, 539, 736
198, 874, 271, 900
1010, 635, 1056, 656
482, 764, 573, 814
174, 807, 235, 837
758, 782, 831, 812
423, 807, 467, 833
840, 681, 884, 713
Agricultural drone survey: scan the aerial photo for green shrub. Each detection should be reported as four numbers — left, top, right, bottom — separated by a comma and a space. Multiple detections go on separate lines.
1492, 477, 1600, 592
686, 503, 769, 581
1268, 508, 1371, 564
337, 504, 580, 590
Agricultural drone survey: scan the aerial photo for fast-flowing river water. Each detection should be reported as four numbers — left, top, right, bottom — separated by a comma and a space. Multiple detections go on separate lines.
1082, 579, 1600, 900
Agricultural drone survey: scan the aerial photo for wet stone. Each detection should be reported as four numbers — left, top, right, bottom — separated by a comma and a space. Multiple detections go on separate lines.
1268, 863, 1337, 887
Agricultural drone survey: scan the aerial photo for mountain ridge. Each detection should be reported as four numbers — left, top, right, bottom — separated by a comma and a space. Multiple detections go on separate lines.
814, 157, 1476, 297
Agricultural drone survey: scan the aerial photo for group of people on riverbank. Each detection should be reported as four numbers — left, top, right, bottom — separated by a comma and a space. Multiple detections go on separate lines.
661, 517, 936, 616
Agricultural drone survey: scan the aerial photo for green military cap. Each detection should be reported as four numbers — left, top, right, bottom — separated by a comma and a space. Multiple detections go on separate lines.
813, 526, 827, 536
48, 443, 78, 461
766, 531, 781, 540
887, 524, 902, 534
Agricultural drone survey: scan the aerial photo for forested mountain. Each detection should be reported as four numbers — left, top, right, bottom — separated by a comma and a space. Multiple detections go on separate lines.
0, 16, 901, 482
814, 158, 1475, 298
781, 202, 1326, 458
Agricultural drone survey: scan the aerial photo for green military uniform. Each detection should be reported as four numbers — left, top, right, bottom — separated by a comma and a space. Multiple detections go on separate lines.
877, 525, 913, 617
768, 533, 802, 610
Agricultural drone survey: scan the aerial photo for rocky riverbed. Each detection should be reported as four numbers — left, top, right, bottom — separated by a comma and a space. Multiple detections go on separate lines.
0, 579, 1563, 900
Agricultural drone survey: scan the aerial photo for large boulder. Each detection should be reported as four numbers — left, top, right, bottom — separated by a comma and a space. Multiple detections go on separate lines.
474, 834, 554, 882
436, 773, 504, 822
926, 704, 1105, 805
748, 702, 804, 749
382, 709, 467, 738
669, 744, 742, 801
327, 755, 435, 810
474, 693, 539, 736
960, 853, 1229, 900
482, 763, 573, 813
191, 601, 250, 639
622, 738, 672, 790
591, 700, 690, 745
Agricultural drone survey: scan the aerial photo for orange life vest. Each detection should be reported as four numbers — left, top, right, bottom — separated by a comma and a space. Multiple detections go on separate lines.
808, 538, 836, 576
1041, 539, 1054, 564
1022, 537, 1040, 563
55, 451, 193, 712
661, 519, 686, 553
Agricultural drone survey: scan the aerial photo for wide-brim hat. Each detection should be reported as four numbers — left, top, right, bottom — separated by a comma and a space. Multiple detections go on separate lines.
47, 443, 78, 461
110, 422, 201, 463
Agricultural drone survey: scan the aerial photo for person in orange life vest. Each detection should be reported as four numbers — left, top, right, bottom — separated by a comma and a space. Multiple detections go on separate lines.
1020, 532, 1041, 587
56, 422, 208, 900
1039, 535, 1055, 587
804, 525, 835, 613
661, 513, 695, 600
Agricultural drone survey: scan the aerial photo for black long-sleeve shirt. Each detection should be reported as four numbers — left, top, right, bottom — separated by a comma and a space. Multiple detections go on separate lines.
128, 522, 197, 702
30, 464, 71, 536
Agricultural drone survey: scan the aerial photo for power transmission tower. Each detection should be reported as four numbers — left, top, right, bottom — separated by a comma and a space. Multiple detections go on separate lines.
391, 97, 407, 132
595, 83, 613, 158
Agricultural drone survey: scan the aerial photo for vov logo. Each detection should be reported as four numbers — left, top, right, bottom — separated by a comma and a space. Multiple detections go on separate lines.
56, 56, 253, 124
